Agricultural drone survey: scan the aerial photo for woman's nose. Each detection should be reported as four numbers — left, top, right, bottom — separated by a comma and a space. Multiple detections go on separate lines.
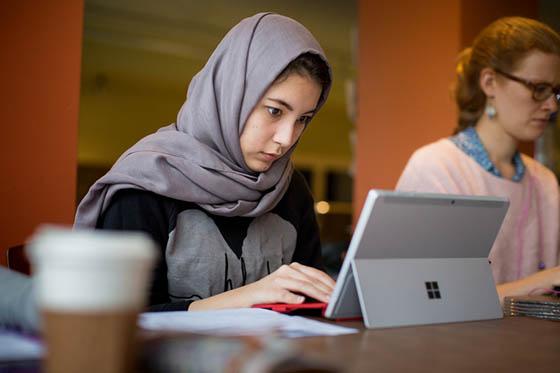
272, 120, 296, 147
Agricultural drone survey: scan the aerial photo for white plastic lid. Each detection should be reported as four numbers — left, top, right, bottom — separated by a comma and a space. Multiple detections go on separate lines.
27, 225, 157, 266
27, 225, 158, 311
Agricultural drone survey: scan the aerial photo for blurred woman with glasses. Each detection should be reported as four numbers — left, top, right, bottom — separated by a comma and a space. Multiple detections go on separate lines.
397, 17, 560, 302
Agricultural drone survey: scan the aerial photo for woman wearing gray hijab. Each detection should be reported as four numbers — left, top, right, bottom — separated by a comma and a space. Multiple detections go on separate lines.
75, 13, 335, 311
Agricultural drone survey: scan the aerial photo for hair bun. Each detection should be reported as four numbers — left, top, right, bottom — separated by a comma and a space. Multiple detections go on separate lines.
455, 47, 472, 78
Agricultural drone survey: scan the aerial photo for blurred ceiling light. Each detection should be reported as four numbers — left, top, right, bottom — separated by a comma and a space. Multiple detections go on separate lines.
316, 201, 330, 215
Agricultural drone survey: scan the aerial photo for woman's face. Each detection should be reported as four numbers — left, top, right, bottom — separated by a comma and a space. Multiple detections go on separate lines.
240, 73, 322, 172
490, 50, 560, 142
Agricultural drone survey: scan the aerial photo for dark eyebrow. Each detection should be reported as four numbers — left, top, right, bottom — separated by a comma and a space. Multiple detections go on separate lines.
266, 98, 316, 115
529, 78, 557, 86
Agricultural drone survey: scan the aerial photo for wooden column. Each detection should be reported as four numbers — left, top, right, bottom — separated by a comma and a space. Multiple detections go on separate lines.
0, 1, 83, 266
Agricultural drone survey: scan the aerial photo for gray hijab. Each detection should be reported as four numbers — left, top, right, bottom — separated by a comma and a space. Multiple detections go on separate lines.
74, 13, 331, 228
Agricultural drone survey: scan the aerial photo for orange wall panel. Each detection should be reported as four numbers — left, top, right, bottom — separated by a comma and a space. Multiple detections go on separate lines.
0, 1, 83, 266
355, 0, 460, 217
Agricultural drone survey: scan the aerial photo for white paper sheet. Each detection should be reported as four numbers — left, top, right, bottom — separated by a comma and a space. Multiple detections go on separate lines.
139, 308, 358, 338
0, 330, 44, 361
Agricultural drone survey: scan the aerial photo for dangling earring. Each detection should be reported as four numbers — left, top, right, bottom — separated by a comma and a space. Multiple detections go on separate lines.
485, 102, 497, 119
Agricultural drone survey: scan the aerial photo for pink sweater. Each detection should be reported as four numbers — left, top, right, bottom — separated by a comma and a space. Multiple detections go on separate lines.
396, 138, 559, 284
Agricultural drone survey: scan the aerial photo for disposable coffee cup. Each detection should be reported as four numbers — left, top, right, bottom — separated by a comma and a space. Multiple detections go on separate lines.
27, 226, 157, 373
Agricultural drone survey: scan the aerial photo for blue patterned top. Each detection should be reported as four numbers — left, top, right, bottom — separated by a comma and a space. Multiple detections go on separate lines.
450, 127, 525, 182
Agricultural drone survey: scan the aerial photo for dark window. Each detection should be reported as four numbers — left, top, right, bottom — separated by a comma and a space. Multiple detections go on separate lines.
297, 168, 313, 192
326, 171, 353, 202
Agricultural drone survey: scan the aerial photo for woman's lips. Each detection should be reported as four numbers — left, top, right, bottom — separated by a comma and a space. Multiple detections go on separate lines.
531, 118, 549, 128
260, 152, 280, 162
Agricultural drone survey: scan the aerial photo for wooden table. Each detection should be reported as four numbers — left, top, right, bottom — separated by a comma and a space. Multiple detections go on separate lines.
295, 316, 560, 372
3, 316, 558, 372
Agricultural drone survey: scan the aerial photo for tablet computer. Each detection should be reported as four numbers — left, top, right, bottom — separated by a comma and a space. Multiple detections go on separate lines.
324, 190, 508, 328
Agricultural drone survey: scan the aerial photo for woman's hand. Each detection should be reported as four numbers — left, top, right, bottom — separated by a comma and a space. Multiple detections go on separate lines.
189, 262, 335, 311
497, 265, 560, 304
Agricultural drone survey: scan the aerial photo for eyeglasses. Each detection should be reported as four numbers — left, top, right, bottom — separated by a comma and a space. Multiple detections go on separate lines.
494, 68, 560, 103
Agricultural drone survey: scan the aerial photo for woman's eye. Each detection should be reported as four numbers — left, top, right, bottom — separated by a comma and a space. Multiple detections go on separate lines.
266, 107, 281, 117
298, 115, 312, 125
534, 84, 550, 95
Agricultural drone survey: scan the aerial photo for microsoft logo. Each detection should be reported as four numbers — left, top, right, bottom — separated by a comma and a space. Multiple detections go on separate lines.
425, 281, 442, 299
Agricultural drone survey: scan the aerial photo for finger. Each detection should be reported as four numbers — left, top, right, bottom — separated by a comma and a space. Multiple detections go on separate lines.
289, 262, 336, 288
275, 290, 306, 304
274, 276, 330, 303
244, 278, 305, 306
277, 264, 333, 295
289, 262, 336, 290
